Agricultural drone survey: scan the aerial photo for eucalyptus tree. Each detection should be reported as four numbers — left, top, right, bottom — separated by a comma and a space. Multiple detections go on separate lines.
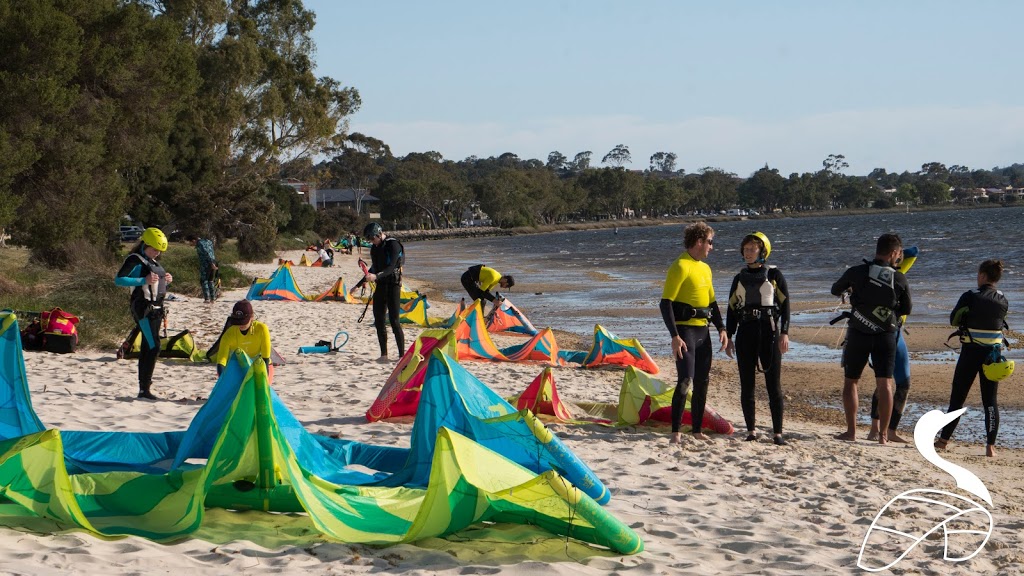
736, 166, 784, 213
696, 167, 739, 211
324, 132, 392, 214
649, 151, 678, 174
570, 151, 593, 172
377, 152, 470, 229
133, 0, 361, 257
546, 151, 567, 172
602, 144, 632, 168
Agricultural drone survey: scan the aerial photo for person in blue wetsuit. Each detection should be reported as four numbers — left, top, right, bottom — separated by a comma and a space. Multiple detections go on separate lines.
725, 232, 791, 446
831, 233, 912, 445
868, 245, 919, 443
115, 227, 173, 400
659, 221, 728, 444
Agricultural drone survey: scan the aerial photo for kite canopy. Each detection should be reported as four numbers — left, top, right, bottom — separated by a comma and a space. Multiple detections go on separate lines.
618, 366, 734, 434
0, 312, 640, 551
246, 263, 309, 301
559, 325, 660, 374
313, 277, 358, 303
487, 298, 539, 336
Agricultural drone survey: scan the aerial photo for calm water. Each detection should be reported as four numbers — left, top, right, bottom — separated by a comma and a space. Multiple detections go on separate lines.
407, 207, 1024, 357
405, 207, 1024, 447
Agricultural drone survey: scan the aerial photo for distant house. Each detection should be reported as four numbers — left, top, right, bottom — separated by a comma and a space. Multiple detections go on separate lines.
308, 188, 380, 213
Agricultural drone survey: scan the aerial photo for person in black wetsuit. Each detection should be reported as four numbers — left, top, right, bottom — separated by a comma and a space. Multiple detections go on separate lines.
830, 233, 912, 445
725, 232, 791, 446
115, 227, 173, 399
353, 222, 405, 362
935, 259, 1010, 458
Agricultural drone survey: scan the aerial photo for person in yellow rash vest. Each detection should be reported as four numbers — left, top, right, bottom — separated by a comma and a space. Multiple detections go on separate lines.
659, 221, 728, 444
214, 300, 274, 382
461, 264, 515, 315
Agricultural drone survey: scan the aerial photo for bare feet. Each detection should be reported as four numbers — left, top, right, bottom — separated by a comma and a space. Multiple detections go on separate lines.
376, 355, 390, 363
877, 435, 888, 446
670, 432, 682, 444
889, 431, 909, 444
934, 438, 949, 450
773, 434, 787, 446
692, 432, 710, 442
745, 431, 757, 441
834, 431, 856, 441
986, 444, 996, 458
866, 431, 878, 441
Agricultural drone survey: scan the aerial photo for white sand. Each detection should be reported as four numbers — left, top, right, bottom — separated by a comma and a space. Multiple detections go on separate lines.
2, 249, 1022, 575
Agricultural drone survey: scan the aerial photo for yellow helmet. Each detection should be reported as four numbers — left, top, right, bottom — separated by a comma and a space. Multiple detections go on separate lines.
982, 356, 1014, 382
141, 227, 168, 252
742, 231, 772, 261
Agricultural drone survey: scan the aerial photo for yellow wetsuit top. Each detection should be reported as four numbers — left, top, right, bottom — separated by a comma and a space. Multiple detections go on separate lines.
478, 266, 503, 293
662, 252, 715, 327
214, 321, 272, 367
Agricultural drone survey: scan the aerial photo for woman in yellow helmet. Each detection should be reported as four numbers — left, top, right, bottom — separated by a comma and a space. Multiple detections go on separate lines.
115, 227, 173, 399
936, 259, 1010, 458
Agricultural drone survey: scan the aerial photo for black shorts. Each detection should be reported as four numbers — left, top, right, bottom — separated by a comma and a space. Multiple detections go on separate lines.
842, 328, 898, 379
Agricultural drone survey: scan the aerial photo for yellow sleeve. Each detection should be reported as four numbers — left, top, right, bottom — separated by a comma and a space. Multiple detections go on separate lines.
256, 322, 272, 361
661, 259, 686, 301
478, 266, 503, 292
215, 327, 240, 367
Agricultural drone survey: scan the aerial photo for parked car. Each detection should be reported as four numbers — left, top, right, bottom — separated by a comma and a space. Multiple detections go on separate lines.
119, 225, 144, 242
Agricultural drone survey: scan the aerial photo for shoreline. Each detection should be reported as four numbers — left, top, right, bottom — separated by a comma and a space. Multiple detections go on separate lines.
391, 203, 1008, 242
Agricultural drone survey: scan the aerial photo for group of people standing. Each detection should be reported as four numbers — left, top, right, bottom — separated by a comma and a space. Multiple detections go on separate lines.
660, 222, 1011, 456
113, 221, 1011, 457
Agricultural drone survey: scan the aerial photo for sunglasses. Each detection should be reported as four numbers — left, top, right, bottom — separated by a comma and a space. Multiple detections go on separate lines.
705, 237, 714, 245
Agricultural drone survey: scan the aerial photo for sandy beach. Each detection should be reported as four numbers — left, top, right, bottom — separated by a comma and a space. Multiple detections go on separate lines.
2, 249, 1022, 575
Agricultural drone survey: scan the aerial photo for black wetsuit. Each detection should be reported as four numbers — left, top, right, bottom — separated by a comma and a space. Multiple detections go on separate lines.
115, 249, 167, 396
831, 259, 912, 379
726, 265, 790, 435
940, 284, 1009, 446
355, 237, 405, 357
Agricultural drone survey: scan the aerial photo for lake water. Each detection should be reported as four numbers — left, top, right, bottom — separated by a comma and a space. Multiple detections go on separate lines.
406, 207, 1024, 359
405, 208, 1024, 448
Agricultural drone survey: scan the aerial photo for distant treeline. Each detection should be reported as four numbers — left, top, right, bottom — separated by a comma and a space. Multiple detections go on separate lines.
2, 3, 1021, 267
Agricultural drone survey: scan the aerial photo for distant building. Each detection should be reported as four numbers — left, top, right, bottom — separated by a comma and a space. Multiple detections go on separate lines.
308, 188, 380, 213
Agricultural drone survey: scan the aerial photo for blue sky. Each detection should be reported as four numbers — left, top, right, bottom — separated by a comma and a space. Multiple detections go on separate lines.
305, 1, 1023, 176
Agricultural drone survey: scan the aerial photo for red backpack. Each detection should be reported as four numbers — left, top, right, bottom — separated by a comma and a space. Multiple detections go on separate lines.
40, 307, 80, 353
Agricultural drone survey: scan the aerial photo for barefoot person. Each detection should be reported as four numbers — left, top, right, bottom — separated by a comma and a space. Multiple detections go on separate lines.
659, 221, 728, 444
724, 232, 791, 446
830, 233, 912, 444
935, 259, 1011, 458
868, 245, 919, 444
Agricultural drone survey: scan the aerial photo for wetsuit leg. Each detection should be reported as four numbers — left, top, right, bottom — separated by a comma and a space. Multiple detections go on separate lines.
372, 287, 389, 356
871, 332, 909, 426
734, 322, 760, 432
758, 322, 784, 435
980, 375, 999, 446
842, 329, 872, 380
939, 345, 985, 441
137, 311, 162, 393
199, 266, 213, 301
383, 282, 406, 356
670, 326, 699, 433
689, 328, 714, 433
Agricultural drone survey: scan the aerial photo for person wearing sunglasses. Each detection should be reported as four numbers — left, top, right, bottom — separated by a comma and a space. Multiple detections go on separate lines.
660, 221, 728, 444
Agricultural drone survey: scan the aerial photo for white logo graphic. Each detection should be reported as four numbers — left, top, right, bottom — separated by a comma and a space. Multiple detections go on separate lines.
857, 409, 994, 572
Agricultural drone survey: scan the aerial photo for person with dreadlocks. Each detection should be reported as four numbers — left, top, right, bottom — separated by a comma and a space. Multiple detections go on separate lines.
724, 232, 791, 446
